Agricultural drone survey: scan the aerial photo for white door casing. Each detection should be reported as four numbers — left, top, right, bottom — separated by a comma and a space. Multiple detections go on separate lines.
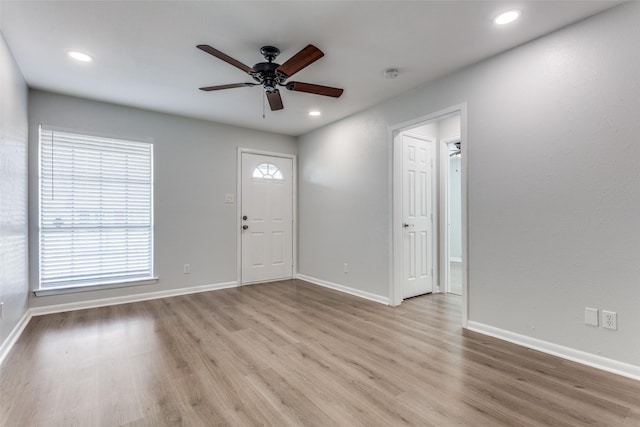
402, 133, 435, 298
390, 103, 467, 325
241, 152, 294, 284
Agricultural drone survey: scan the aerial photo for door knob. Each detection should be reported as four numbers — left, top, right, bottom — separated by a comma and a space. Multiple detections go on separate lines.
242, 225, 248, 230
242, 215, 248, 220
403, 223, 414, 228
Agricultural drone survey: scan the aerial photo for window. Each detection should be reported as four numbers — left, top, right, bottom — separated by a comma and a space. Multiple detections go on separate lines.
252, 163, 283, 180
38, 127, 154, 291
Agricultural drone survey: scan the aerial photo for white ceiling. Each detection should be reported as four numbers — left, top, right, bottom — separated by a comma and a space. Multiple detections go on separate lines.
0, 0, 622, 136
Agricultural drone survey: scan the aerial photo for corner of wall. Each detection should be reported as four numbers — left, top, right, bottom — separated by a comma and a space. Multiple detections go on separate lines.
0, 31, 31, 358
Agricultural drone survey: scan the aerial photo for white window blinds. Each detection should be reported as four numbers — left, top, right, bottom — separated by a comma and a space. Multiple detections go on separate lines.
39, 127, 153, 289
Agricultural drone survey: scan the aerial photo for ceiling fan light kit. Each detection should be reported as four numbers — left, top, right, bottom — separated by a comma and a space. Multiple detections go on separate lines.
197, 43, 343, 112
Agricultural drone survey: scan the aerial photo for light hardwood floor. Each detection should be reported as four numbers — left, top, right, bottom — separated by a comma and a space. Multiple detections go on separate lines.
1, 280, 639, 426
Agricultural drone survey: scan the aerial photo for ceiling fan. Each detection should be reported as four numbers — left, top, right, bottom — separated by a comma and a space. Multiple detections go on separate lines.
197, 44, 343, 111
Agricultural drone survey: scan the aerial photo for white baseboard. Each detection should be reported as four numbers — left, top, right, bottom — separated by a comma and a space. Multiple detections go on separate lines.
8, 282, 637, 382
296, 274, 389, 305
467, 321, 640, 381
29, 281, 238, 316
0, 310, 32, 366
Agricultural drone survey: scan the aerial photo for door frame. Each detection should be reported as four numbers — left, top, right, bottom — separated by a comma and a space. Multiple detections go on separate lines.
440, 136, 461, 295
389, 103, 468, 327
236, 148, 297, 285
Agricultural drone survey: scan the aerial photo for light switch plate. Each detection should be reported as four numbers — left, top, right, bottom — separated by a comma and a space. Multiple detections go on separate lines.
585, 307, 599, 327
225, 194, 235, 203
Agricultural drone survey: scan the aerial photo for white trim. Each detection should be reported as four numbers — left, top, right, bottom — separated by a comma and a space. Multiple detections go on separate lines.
297, 274, 389, 305
237, 148, 297, 285
236, 148, 243, 285
0, 310, 32, 366
439, 138, 451, 294
460, 105, 469, 328
390, 106, 464, 135
34, 277, 159, 297
391, 131, 403, 306
467, 321, 640, 382
38, 123, 154, 144
240, 277, 294, 286
29, 281, 237, 316
449, 257, 462, 263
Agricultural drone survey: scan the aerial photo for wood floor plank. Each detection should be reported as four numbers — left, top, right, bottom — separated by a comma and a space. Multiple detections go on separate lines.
2, 279, 639, 426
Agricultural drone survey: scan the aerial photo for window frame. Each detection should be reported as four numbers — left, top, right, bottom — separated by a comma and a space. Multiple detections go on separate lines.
35, 125, 156, 296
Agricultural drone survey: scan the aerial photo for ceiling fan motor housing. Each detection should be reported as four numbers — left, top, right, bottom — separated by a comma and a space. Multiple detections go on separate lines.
252, 46, 289, 91
251, 62, 284, 91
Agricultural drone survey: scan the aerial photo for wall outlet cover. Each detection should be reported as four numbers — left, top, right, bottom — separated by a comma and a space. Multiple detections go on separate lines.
602, 310, 617, 330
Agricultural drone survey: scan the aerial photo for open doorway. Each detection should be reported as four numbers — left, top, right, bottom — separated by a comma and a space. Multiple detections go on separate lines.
391, 105, 467, 324
442, 137, 462, 295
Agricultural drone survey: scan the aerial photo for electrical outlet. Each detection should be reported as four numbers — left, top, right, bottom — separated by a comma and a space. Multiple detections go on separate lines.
183, 264, 191, 274
584, 307, 599, 327
602, 310, 617, 330
343, 263, 349, 273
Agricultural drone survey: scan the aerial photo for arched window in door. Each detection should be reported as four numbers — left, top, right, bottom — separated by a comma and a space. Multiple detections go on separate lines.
252, 163, 283, 180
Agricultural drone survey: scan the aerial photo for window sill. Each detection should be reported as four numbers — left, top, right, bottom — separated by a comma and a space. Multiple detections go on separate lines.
33, 277, 159, 297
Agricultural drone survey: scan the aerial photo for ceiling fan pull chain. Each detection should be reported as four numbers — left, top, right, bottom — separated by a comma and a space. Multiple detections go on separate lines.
262, 91, 266, 119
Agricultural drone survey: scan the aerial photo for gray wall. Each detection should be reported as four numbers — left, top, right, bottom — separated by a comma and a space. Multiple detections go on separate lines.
28, 90, 296, 307
298, 2, 640, 366
298, 112, 390, 296
0, 31, 29, 346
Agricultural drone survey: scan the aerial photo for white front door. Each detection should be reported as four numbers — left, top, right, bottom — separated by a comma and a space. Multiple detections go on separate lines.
402, 134, 434, 298
241, 153, 294, 284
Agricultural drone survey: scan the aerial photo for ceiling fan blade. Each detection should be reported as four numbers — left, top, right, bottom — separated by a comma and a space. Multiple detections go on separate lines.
266, 90, 284, 111
199, 83, 257, 91
197, 45, 255, 74
275, 44, 324, 78
286, 81, 343, 98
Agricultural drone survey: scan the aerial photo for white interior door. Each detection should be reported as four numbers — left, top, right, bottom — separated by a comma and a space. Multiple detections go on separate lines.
241, 153, 293, 284
402, 133, 434, 298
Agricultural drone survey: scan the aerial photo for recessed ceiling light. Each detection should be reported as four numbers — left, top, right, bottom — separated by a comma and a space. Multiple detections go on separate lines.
66, 50, 93, 62
493, 10, 521, 25
309, 111, 321, 117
